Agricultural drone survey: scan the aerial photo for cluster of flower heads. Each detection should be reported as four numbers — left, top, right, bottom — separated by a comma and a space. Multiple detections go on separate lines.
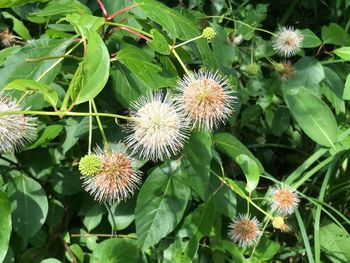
272, 26, 304, 80
0, 94, 37, 153
228, 185, 299, 248
78, 70, 236, 203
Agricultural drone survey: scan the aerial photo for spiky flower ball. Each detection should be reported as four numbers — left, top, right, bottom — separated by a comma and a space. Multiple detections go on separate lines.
81, 148, 141, 204
176, 70, 236, 130
279, 61, 296, 80
0, 94, 37, 153
228, 214, 262, 247
202, 27, 216, 41
79, 154, 102, 177
246, 63, 260, 76
0, 29, 21, 47
273, 26, 303, 57
270, 185, 299, 215
126, 92, 189, 161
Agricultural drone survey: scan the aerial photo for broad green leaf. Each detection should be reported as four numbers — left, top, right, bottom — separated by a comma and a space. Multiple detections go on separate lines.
0, 191, 11, 263
235, 154, 260, 192
7, 173, 48, 238
0, 39, 71, 88
65, 244, 83, 263
321, 23, 350, 45
91, 239, 139, 263
214, 132, 263, 173
73, 30, 110, 105
284, 86, 337, 147
254, 236, 280, 261
134, 0, 215, 67
333, 47, 350, 60
271, 107, 290, 137
46, 199, 64, 227
284, 57, 325, 96
28, 125, 63, 149
320, 67, 345, 114
0, 0, 48, 8
82, 203, 104, 232
343, 74, 350, 100
0, 46, 21, 67
301, 29, 322, 48
108, 197, 136, 231
30, 0, 91, 17
5, 79, 59, 108
225, 178, 246, 199
65, 13, 105, 33
117, 46, 178, 90
2, 11, 31, 40
135, 161, 191, 250
148, 29, 170, 55
164, 200, 215, 262
320, 222, 350, 262
111, 65, 152, 107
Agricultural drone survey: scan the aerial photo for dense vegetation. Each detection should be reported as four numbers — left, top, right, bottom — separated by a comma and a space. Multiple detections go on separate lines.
1, 0, 350, 262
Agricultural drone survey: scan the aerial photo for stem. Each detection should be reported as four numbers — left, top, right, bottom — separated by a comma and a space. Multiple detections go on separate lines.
106, 4, 138, 21
88, 101, 93, 155
0, 110, 132, 120
321, 59, 347, 65
91, 100, 110, 155
119, 27, 152, 41
171, 47, 191, 76
26, 55, 83, 62
172, 35, 203, 49
201, 15, 276, 36
97, 0, 108, 18
105, 22, 153, 38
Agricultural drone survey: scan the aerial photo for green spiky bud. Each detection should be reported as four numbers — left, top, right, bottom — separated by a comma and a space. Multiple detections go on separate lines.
202, 27, 216, 41
274, 63, 285, 72
79, 154, 102, 177
246, 63, 260, 76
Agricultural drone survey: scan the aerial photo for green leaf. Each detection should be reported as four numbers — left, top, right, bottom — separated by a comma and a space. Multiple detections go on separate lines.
117, 46, 178, 91
7, 173, 48, 238
108, 197, 136, 231
135, 161, 191, 250
91, 238, 139, 263
82, 203, 104, 232
0, 46, 21, 67
0, 191, 11, 263
214, 132, 264, 173
73, 29, 110, 105
0, 0, 48, 8
134, 0, 215, 67
148, 29, 170, 55
343, 74, 350, 100
301, 29, 322, 48
333, 47, 350, 60
30, 0, 91, 17
0, 39, 71, 88
283, 86, 338, 147
271, 107, 290, 137
284, 57, 325, 96
2, 11, 31, 40
5, 79, 59, 108
320, 222, 350, 263
235, 154, 260, 192
321, 23, 350, 45
164, 200, 215, 261
65, 13, 105, 33
28, 125, 63, 149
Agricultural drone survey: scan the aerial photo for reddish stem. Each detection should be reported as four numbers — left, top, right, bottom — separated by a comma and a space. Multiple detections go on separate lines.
119, 27, 152, 41
106, 4, 138, 21
107, 17, 128, 37
97, 0, 108, 18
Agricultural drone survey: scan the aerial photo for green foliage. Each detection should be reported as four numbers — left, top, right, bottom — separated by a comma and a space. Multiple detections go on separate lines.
0, 0, 350, 262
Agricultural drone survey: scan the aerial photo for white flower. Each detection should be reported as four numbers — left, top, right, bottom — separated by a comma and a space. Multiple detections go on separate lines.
0, 94, 37, 153
270, 185, 299, 215
273, 26, 303, 57
228, 214, 262, 247
126, 92, 189, 161
81, 147, 141, 204
176, 70, 236, 130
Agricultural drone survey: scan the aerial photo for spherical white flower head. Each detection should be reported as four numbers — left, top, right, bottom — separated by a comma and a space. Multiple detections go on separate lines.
176, 70, 236, 130
270, 185, 299, 215
81, 148, 141, 204
273, 26, 303, 57
0, 94, 37, 153
126, 92, 189, 161
228, 214, 262, 247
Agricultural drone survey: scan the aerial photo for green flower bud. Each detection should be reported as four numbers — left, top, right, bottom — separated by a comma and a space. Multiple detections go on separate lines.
274, 63, 285, 72
246, 63, 260, 76
202, 27, 216, 41
79, 154, 102, 177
